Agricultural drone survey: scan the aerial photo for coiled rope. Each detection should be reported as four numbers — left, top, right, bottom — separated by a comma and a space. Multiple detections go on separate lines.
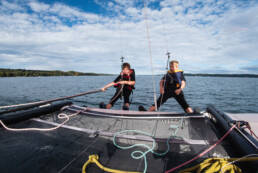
220, 154, 258, 173
82, 154, 140, 173
112, 128, 178, 173
82, 119, 183, 173
178, 154, 258, 173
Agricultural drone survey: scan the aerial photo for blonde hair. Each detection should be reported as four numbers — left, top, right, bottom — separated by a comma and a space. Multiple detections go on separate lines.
170, 60, 179, 65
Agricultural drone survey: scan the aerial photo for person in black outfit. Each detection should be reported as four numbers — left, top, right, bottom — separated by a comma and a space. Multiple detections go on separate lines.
148, 60, 193, 113
101, 62, 135, 110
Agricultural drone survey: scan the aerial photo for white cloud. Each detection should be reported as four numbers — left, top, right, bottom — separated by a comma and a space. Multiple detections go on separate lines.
0, 0, 257, 74
29, 1, 49, 12
125, 7, 139, 17
0, 0, 24, 11
114, 0, 134, 7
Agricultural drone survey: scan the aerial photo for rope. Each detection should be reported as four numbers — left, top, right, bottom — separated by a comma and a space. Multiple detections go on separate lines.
111, 85, 124, 103
179, 158, 241, 173
248, 128, 258, 139
119, 16, 124, 59
82, 154, 140, 173
220, 154, 258, 173
165, 124, 237, 173
159, 53, 170, 111
0, 89, 102, 109
234, 124, 258, 150
112, 126, 181, 173
0, 107, 85, 132
178, 155, 258, 173
244, 125, 258, 140
58, 137, 100, 173
160, 6, 169, 55
143, 0, 158, 111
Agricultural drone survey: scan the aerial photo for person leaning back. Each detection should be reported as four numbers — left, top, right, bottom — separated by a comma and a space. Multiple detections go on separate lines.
101, 62, 135, 110
147, 60, 193, 113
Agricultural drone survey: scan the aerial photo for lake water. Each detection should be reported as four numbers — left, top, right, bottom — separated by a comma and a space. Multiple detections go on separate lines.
0, 76, 257, 113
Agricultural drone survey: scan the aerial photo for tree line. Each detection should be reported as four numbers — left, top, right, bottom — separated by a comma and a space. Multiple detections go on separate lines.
0, 68, 110, 77
185, 73, 258, 78
1, 68, 257, 78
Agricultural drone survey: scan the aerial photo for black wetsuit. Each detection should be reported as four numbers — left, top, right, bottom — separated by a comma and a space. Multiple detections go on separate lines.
109, 69, 135, 106
155, 70, 190, 111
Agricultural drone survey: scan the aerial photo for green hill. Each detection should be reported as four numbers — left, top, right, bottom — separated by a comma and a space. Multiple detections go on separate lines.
0, 68, 112, 77
1, 68, 257, 78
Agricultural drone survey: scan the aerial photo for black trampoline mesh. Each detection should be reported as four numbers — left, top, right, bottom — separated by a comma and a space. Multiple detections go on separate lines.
0, 107, 250, 173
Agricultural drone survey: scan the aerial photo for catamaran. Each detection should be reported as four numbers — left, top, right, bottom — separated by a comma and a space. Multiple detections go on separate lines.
0, 90, 257, 173
0, 1, 257, 173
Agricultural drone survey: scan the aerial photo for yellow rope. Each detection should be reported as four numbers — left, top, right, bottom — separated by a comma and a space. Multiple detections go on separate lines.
82, 155, 258, 173
179, 157, 258, 173
82, 155, 141, 173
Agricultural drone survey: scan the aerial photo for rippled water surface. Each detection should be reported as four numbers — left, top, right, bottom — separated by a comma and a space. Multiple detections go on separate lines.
0, 76, 257, 113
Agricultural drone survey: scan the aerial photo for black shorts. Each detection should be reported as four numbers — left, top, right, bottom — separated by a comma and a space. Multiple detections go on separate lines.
155, 90, 190, 111
109, 88, 132, 106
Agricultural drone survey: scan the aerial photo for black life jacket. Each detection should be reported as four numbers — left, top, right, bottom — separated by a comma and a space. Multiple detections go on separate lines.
164, 70, 183, 90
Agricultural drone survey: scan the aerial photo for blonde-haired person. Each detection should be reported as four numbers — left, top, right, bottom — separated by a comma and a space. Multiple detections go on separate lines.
141, 60, 193, 113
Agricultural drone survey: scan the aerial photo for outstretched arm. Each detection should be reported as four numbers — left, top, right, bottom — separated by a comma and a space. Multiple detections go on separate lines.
101, 82, 115, 91
117, 80, 135, 85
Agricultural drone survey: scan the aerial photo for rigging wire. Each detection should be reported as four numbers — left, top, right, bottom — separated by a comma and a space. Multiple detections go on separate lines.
117, 7, 125, 60
159, 52, 170, 111
143, 0, 158, 111
160, 8, 170, 55
159, 4, 174, 111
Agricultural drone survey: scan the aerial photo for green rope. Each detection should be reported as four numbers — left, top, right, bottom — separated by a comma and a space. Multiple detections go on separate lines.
113, 118, 183, 173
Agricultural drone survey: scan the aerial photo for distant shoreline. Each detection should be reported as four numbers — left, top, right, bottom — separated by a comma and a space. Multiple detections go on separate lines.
0, 68, 257, 78
184, 73, 258, 78
0, 68, 112, 77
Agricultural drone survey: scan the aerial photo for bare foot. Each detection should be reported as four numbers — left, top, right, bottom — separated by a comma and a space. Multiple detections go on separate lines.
106, 104, 112, 109
148, 106, 156, 111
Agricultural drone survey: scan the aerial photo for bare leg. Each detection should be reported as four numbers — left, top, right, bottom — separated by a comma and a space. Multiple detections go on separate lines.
185, 107, 193, 113
106, 104, 112, 109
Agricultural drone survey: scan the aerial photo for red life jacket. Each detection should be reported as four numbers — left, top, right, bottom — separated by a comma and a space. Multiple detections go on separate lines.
114, 69, 135, 90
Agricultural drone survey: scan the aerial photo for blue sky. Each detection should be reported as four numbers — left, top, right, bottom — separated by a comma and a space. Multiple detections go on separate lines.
0, 0, 258, 74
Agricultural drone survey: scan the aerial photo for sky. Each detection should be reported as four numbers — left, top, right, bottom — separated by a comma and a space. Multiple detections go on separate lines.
0, 0, 258, 74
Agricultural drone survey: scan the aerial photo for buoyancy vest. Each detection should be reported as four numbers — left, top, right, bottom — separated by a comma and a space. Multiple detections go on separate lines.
114, 69, 135, 90
166, 69, 184, 89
